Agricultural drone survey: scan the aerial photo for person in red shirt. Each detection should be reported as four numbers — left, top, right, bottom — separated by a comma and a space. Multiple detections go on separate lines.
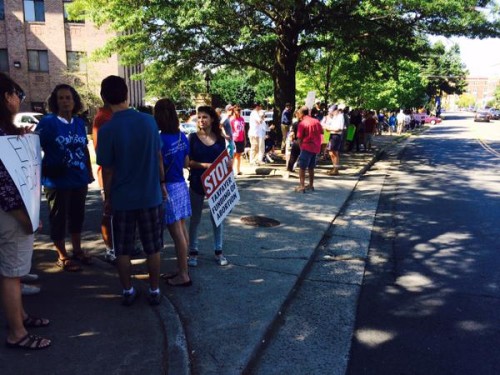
91, 104, 115, 261
295, 106, 323, 193
363, 111, 377, 151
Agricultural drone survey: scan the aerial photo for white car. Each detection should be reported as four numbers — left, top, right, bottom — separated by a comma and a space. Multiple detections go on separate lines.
14, 112, 44, 129
241, 108, 252, 124
180, 122, 197, 135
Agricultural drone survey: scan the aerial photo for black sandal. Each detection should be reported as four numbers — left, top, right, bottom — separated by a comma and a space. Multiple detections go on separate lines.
23, 315, 50, 328
72, 252, 93, 265
6, 334, 51, 350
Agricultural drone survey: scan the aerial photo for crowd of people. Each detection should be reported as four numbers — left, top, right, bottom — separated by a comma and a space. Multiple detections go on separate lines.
1, 69, 431, 350
0, 75, 238, 350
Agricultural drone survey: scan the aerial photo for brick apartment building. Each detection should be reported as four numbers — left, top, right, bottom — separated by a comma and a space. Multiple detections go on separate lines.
465, 76, 499, 108
0, 0, 144, 113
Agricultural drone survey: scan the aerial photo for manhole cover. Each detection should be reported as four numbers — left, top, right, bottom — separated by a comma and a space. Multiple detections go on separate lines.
240, 216, 280, 227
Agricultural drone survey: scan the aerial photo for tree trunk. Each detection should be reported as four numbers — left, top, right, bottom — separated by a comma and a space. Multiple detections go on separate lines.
272, 18, 300, 140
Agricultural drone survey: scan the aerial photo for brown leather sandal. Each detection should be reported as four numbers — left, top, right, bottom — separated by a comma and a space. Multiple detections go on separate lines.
56, 258, 82, 272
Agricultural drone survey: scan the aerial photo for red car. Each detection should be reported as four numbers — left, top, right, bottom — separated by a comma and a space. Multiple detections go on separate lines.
424, 116, 442, 125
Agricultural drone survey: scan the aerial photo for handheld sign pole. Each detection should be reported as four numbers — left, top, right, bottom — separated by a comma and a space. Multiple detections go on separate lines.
201, 150, 240, 227
0, 134, 42, 232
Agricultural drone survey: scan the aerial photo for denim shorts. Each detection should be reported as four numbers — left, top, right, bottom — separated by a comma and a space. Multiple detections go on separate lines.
298, 149, 317, 169
112, 204, 163, 256
327, 133, 342, 152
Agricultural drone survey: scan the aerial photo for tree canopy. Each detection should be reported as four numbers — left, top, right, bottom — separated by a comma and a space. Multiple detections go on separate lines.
71, 0, 500, 115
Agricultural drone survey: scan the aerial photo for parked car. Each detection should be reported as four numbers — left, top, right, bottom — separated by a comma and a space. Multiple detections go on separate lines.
241, 108, 252, 124
474, 112, 491, 122
180, 122, 197, 134
424, 116, 442, 125
264, 111, 273, 124
14, 112, 44, 129
487, 108, 499, 120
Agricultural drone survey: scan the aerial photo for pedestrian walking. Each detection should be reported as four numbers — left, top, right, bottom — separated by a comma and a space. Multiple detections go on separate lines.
96, 75, 165, 306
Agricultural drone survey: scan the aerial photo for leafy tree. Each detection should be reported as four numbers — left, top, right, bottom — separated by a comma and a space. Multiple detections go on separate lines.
493, 84, 500, 108
457, 93, 476, 109
70, 0, 500, 121
422, 42, 469, 98
210, 69, 256, 107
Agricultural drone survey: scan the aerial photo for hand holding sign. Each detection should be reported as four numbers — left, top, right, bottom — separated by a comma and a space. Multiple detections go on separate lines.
201, 150, 240, 227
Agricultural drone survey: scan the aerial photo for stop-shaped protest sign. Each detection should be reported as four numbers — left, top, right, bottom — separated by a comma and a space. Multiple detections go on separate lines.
201, 150, 240, 227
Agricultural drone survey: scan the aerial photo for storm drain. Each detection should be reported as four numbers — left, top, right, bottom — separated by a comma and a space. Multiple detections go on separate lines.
240, 216, 280, 227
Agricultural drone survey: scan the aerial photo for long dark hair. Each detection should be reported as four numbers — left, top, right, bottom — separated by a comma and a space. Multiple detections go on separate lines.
47, 84, 83, 115
0, 73, 23, 135
197, 105, 223, 140
154, 98, 180, 134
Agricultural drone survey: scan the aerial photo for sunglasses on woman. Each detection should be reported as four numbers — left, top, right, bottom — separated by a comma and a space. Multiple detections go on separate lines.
14, 89, 26, 103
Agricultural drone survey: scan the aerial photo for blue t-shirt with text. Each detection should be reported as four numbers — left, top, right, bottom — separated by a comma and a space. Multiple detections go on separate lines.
37, 114, 91, 189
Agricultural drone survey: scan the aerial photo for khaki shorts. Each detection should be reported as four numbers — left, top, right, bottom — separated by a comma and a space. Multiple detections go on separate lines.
0, 209, 34, 277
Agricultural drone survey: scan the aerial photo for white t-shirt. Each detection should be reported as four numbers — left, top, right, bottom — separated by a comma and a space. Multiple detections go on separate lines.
248, 109, 263, 137
322, 113, 344, 132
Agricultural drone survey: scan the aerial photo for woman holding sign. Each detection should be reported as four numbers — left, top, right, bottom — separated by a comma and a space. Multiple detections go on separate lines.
154, 99, 192, 287
0, 73, 51, 350
187, 106, 229, 267
37, 84, 94, 272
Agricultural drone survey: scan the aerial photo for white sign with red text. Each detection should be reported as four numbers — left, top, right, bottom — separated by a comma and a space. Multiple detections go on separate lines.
201, 150, 240, 227
0, 134, 41, 232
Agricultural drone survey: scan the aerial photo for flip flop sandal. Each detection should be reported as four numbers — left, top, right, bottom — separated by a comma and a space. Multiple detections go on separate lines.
294, 186, 306, 193
6, 333, 51, 350
160, 273, 178, 280
72, 252, 93, 265
56, 258, 82, 272
166, 278, 193, 287
23, 315, 50, 328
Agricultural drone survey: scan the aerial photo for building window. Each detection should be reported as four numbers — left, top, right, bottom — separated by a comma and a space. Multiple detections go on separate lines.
28, 50, 49, 72
24, 0, 45, 22
63, 1, 84, 23
0, 49, 8, 72
1, 0, 5, 20
66, 51, 86, 72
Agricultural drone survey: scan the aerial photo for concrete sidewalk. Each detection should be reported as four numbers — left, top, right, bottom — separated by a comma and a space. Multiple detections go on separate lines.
0, 131, 420, 375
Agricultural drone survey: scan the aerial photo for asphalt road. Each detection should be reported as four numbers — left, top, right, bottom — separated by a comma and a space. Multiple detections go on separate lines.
347, 113, 500, 374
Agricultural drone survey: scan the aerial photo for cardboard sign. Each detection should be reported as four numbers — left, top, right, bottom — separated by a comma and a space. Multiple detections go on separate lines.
305, 91, 316, 110
201, 149, 240, 227
0, 134, 41, 232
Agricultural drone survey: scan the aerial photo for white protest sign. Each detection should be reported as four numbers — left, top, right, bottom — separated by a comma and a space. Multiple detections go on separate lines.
0, 134, 41, 232
201, 149, 240, 227
305, 91, 316, 110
